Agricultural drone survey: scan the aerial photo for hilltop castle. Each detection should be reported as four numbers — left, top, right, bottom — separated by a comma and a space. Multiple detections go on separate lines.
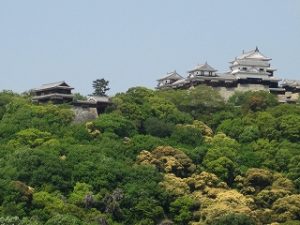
156, 47, 299, 102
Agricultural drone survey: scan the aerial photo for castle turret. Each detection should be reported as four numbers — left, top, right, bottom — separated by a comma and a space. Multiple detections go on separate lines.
187, 62, 217, 78
156, 71, 185, 89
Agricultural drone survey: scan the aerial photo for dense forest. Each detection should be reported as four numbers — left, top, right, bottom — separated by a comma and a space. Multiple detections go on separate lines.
0, 86, 300, 225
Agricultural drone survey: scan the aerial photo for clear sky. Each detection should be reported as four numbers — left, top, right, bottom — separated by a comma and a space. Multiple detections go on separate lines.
0, 0, 299, 95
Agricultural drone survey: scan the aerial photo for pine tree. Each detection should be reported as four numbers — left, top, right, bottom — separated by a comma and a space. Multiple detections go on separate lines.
92, 78, 110, 96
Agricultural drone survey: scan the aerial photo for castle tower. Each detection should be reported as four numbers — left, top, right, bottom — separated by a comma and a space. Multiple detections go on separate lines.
229, 47, 281, 91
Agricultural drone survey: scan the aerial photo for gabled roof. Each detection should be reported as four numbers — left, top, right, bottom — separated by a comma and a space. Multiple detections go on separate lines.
230, 59, 270, 67
88, 96, 110, 103
157, 71, 183, 81
282, 79, 300, 88
236, 47, 271, 61
188, 62, 217, 73
33, 81, 74, 92
171, 79, 188, 86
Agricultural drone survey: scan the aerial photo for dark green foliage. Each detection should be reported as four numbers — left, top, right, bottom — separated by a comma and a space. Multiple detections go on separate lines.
0, 91, 16, 120
143, 117, 174, 137
281, 221, 300, 225
171, 124, 203, 147
170, 196, 197, 225
126, 134, 165, 156
229, 91, 278, 113
210, 213, 255, 225
92, 79, 110, 96
11, 148, 72, 192
44, 214, 83, 225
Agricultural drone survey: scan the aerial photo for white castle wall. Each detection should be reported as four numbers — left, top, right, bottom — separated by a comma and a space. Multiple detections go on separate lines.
72, 106, 98, 123
215, 84, 269, 101
214, 87, 236, 101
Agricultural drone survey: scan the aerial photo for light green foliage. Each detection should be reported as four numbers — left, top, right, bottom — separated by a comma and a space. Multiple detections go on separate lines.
69, 182, 92, 206
0, 216, 21, 225
159, 173, 190, 196
137, 146, 196, 177
272, 194, 300, 222
32, 191, 65, 216
9, 128, 53, 148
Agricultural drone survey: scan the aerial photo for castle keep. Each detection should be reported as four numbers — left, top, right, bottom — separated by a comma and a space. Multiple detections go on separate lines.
157, 48, 299, 102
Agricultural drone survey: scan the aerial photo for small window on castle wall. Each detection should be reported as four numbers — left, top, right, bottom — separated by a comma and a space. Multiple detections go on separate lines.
259, 68, 264, 72
242, 67, 247, 71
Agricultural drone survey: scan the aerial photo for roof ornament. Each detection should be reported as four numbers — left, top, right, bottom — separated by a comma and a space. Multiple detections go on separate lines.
255, 46, 259, 52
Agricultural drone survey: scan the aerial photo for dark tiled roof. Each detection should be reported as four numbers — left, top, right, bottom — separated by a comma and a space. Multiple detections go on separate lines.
157, 71, 183, 81
33, 81, 74, 92
188, 62, 217, 72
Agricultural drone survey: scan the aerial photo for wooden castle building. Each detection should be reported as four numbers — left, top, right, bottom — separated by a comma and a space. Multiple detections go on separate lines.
32, 81, 112, 122
32, 81, 74, 104
156, 47, 299, 102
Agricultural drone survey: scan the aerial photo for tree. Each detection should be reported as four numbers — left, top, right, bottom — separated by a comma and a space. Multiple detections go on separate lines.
272, 194, 300, 222
228, 91, 278, 113
92, 79, 110, 96
170, 196, 197, 225
143, 117, 174, 138
137, 146, 196, 177
93, 113, 137, 137
44, 214, 83, 225
171, 124, 203, 147
210, 213, 255, 225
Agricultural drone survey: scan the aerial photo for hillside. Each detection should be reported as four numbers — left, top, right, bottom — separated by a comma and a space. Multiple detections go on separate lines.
0, 86, 300, 225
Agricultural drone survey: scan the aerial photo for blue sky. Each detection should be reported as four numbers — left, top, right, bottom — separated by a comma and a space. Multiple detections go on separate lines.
0, 0, 299, 95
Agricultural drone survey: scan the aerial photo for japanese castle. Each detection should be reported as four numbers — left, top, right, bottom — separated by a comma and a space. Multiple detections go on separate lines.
157, 47, 299, 102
